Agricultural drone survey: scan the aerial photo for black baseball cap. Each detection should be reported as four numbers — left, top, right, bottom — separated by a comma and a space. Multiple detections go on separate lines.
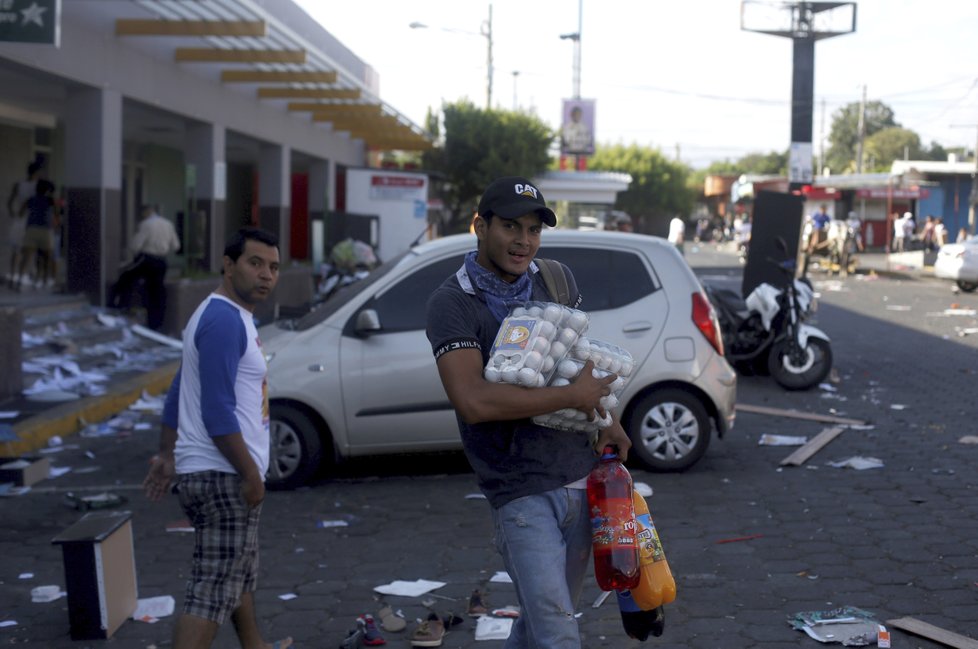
477, 176, 557, 227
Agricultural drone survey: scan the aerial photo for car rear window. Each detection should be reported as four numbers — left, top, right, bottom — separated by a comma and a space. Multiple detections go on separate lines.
536, 246, 658, 311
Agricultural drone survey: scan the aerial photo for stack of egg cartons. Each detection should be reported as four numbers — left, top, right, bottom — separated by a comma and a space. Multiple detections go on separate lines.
532, 336, 634, 433
483, 302, 589, 388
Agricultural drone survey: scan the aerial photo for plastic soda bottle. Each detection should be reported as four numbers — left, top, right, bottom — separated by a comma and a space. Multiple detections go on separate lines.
616, 590, 665, 641
587, 446, 639, 591
630, 489, 677, 609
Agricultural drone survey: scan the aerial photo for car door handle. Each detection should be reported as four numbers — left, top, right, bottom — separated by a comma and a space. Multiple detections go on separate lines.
622, 322, 653, 333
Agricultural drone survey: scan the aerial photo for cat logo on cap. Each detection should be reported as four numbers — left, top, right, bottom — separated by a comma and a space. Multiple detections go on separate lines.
514, 183, 539, 199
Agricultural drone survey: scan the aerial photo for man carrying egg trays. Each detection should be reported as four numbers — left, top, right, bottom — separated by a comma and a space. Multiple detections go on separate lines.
483, 301, 634, 433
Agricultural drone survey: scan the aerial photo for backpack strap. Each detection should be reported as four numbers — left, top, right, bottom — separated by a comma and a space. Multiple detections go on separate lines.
535, 258, 571, 306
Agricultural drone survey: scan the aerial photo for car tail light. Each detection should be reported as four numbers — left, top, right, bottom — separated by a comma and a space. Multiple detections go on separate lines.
692, 291, 724, 356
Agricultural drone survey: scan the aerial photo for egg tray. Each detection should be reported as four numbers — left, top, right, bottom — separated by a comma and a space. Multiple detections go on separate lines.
483, 301, 589, 388
532, 337, 634, 433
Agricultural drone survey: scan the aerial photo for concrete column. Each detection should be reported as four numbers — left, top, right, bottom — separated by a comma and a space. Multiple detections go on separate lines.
63, 87, 122, 304
185, 123, 226, 272
308, 160, 330, 268
259, 143, 290, 262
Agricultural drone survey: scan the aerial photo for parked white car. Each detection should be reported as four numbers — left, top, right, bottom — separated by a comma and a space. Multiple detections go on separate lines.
934, 236, 978, 292
260, 230, 737, 488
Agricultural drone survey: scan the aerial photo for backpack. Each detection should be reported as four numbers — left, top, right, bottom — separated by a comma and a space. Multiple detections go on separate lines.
535, 258, 572, 306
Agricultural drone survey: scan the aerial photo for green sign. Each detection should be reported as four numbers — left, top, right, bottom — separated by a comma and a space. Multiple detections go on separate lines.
0, 0, 60, 46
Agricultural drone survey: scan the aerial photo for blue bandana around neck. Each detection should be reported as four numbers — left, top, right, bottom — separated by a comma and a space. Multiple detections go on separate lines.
463, 250, 532, 322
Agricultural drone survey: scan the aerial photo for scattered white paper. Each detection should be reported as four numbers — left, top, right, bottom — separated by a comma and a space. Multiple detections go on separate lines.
634, 482, 653, 497
0, 621, 16, 628
0, 411, 18, 419
373, 579, 447, 597
828, 456, 884, 470
475, 615, 514, 641
31, 585, 66, 603
132, 595, 175, 621
885, 305, 911, 311
278, 593, 298, 600
959, 436, 978, 445
18, 573, 33, 579
818, 383, 838, 392
489, 571, 513, 584
889, 404, 907, 410
134, 422, 153, 431
317, 520, 349, 528
0, 460, 30, 470
758, 434, 808, 446
49, 466, 72, 479
465, 493, 488, 500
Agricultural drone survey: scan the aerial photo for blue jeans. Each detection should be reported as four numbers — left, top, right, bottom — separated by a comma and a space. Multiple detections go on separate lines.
491, 487, 592, 649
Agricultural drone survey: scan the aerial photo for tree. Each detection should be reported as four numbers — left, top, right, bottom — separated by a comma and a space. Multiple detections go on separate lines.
589, 144, 695, 236
825, 100, 898, 174
863, 127, 923, 172
421, 100, 553, 233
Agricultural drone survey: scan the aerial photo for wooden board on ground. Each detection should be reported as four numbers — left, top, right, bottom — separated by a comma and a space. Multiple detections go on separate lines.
886, 617, 978, 649
780, 426, 845, 466
736, 403, 866, 426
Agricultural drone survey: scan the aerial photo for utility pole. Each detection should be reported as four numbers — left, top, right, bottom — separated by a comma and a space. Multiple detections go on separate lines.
511, 70, 519, 110
817, 97, 825, 176
856, 84, 866, 173
742, 1, 856, 191
483, 3, 493, 109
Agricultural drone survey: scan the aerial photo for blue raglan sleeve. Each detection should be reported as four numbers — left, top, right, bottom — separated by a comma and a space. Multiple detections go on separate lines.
194, 302, 248, 437
161, 366, 182, 429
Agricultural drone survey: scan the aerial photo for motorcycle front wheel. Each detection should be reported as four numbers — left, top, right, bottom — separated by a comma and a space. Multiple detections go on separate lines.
768, 337, 833, 390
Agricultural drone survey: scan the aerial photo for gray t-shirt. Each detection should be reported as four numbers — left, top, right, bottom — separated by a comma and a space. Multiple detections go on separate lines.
425, 259, 597, 509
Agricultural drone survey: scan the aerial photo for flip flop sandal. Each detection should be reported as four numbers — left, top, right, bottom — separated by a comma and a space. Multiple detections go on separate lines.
378, 605, 406, 632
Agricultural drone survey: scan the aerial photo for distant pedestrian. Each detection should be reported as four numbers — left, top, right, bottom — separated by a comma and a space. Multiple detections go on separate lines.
5, 159, 43, 288
668, 215, 686, 253
902, 212, 916, 248
17, 179, 56, 289
957, 227, 970, 243
921, 216, 936, 251
142, 227, 291, 649
892, 212, 907, 252
110, 204, 180, 330
934, 218, 948, 247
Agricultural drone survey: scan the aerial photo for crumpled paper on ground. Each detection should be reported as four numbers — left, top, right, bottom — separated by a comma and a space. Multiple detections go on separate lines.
788, 606, 882, 646
475, 615, 514, 640
373, 579, 446, 597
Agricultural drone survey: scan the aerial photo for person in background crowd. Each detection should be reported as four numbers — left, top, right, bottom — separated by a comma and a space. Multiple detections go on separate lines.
5, 159, 43, 288
17, 179, 55, 290
668, 215, 685, 254
142, 228, 292, 649
110, 204, 181, 330
933, 217, 948, 248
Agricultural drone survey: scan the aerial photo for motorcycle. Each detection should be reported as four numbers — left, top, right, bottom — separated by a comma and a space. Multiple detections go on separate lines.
704, 240, 833, 390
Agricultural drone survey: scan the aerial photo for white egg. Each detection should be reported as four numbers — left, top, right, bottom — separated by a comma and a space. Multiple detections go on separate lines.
601, 394, 619, 410
611, 377, 626, 392
501, 367, 519, 384
530, 335, 551, 354
557, 327, 578, 347
510, 306, 527, 317
542, 355, 555, 373
535, 373, 546, 387
595, 353, 612, 370
571, 341, 590, 360
620, 360, 634, 377
543, 304, 563, 323
567, 310, 589, 332
574, 409, 589, 421
549, 340, 567, 360
484, 367, 500, 383
608, 357, 622, 374
523, 350, 544, 370
536, 319, 556, 340
551, 377, 571, 387
527, 305, 543, 317
557, 359, 580, 379
517, 367, 539, 386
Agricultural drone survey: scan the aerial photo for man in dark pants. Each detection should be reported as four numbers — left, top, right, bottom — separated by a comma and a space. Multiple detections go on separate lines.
111, 204, 180, 330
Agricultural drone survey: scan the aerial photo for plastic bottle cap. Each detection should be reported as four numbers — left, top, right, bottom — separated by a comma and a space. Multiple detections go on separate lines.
601, 445, 617, 460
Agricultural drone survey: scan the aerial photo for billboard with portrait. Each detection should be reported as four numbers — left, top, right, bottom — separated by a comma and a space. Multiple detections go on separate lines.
561, 98, 595, 156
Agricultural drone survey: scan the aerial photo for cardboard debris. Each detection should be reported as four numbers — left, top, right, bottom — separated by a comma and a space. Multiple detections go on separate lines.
886, 617, 978, 649
736, 404, 866, 426
759, 434, 808, 446
780, 427, 845, 466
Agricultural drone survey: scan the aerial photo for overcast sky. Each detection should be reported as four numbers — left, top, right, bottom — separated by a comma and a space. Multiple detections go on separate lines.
295, 0, 978, 169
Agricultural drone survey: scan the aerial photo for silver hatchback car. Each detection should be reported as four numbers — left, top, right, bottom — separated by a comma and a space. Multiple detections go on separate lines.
261, 230, 736, 488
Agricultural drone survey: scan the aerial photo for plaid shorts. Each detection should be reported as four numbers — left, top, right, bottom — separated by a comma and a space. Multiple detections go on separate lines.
176, 471, 262, 624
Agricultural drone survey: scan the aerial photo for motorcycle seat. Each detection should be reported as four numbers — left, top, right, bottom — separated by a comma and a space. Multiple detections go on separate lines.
706, 286, 752, 320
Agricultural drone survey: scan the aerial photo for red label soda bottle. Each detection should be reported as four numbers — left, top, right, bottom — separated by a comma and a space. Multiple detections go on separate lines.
587, 446, 640, 591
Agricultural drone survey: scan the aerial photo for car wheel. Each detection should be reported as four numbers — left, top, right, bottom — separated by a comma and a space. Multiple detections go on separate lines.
956, 280, 978, 293
267, 405, 323, 490
627, 388, 711, 472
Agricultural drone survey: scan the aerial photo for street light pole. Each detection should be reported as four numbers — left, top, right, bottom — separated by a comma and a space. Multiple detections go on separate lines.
512, 70, 520, 110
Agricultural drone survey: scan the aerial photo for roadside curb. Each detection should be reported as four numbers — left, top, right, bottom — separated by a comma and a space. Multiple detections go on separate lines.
5, 361, 180, 455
